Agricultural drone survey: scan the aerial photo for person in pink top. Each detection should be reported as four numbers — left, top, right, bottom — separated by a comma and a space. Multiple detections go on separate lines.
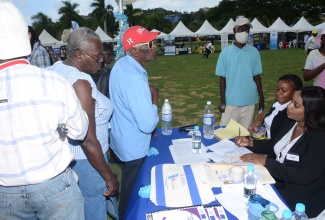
303, 29, 325, 89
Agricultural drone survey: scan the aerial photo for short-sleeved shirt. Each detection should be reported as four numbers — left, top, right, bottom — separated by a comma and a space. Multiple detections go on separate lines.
215, 42, 262, 106
27, 42, 51, 68
304, 49, 325, 89
0, 60, 88, 186
109, 55, 159, 162
48, 61, 113, 159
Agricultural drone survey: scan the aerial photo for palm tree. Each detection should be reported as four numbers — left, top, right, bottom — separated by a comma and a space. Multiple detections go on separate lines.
124, 4, 142, 26
58, 1, 82, 29
90, 0, 113, 34
31, 12, 55, 36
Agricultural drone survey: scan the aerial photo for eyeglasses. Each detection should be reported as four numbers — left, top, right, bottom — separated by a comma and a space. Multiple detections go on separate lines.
134, 41, 155, 49
81, 50, 104, 63
249, 194, 270, 208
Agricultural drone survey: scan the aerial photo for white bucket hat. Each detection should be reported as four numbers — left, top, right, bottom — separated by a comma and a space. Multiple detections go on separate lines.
0, 2, 31, 60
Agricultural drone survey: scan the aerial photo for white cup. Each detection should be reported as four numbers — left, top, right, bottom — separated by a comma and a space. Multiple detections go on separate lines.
228, 166, 245, 183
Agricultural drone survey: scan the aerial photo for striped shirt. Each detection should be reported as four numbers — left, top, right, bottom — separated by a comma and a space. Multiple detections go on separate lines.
0, 59, 88, 186
27, 42, 52, 68
48, 61, 113, 159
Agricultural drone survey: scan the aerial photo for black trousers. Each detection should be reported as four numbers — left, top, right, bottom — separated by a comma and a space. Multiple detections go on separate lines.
119, 156, 146, 220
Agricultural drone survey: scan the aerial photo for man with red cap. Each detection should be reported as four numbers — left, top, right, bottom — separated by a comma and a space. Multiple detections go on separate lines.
109, 26, 160, 219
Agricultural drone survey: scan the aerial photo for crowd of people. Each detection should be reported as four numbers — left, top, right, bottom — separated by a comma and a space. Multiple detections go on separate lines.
1, 1, 325, 219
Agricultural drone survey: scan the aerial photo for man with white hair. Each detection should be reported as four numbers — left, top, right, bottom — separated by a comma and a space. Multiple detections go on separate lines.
109, 26, 159, 219
216, 16, 264, 129
0, 2, 88, 219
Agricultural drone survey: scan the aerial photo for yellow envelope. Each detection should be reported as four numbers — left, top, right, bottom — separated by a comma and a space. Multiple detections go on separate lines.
214, 119, 250, 140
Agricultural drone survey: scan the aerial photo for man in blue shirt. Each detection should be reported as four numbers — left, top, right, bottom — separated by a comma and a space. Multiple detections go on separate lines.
109, 26, 159, 219
216, 16, 264, 129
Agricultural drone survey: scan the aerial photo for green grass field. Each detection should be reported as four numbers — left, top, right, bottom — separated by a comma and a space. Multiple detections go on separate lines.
108, 46, 313, 219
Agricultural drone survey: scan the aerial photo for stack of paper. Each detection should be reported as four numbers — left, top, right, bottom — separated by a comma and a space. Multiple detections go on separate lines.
214, 119, 250, 140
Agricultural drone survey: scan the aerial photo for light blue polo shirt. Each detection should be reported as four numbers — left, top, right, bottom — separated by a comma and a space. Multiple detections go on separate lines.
215, 42, 262, 106
109, 55, 159, 162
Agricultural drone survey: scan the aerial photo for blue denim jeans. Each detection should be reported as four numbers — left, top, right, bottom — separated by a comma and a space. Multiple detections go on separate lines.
0, 168, 84, 220
70, 153, 119, 220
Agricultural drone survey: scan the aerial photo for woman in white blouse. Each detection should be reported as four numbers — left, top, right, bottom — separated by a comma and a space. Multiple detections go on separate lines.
249, 74, 303, 139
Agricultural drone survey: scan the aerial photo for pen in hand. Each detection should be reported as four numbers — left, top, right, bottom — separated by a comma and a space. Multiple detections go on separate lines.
237, 127, 241, 145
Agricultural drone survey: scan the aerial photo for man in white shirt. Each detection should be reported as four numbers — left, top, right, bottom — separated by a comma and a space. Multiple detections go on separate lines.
0, 2, 89, 219
305, 30, 318, 55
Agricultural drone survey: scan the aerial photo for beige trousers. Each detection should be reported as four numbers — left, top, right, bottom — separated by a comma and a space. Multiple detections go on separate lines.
220, 105, 255, 130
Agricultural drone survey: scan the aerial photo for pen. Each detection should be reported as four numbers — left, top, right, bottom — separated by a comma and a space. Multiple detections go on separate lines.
238, 127, 241, 145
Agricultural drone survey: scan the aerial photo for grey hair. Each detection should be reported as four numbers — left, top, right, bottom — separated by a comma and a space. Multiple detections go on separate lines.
66, 27, 100, 57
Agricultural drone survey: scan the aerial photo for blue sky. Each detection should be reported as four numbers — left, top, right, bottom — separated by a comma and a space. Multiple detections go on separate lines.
5, 0, 220, 25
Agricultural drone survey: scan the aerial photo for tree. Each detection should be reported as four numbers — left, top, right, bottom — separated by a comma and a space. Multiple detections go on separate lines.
31, 13, 55, 36
124, 4, 142, 26
58, 1, 82, 29
90, 0, 114, 33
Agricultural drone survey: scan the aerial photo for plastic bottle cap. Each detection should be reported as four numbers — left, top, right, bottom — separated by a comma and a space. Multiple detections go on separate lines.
247, 164, 254, 171
282, 209, 292, 218
207, 101, 211, 105
194, 126, 199, 130
165, 99, 169, 102
295, 203, 305, 212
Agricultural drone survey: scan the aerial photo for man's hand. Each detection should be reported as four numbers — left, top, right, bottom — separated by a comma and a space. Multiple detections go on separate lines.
218, 103, 226, 113
103, 174, 119, 197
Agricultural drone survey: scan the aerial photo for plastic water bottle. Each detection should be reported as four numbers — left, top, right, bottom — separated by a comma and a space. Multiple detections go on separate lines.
244, 164, 258, 198
292, 203, 308, 220
192, 126, 202, 154
280, 209, 292, 220
162, 99, 172, 135
203, 101, 215, 139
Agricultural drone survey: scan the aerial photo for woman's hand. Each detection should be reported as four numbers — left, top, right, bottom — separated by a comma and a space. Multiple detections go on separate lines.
240, 153, 266, 166
234, 136, 251, 147
248, 120, 262, 134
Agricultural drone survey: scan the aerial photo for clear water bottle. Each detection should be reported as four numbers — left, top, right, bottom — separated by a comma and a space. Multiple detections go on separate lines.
162, 99, 172, 135
244, 164, 258, 198
203, 101, 215, 139
192, 126, 202, 154
280, 209, 292, 220
292, 203, 308, 220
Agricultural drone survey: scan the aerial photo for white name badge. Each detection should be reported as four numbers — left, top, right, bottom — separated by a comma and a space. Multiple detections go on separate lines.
286, 153, 299, 162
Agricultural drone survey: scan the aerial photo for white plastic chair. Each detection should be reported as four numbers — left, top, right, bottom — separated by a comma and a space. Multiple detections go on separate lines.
292, 39, 297, 48
278, 42, 283, 49
286, 41, 292, 49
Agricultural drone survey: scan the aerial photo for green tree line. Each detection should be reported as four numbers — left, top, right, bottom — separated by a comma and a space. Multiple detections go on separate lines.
31, 0, 324, 40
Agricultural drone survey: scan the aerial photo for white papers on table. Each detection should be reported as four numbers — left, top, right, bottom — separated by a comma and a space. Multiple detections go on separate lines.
150, 164, 215, 207
170, 138, 252, 165
206, 139, 252, 163
215, 184, 290, 220
169, 138, 210, 165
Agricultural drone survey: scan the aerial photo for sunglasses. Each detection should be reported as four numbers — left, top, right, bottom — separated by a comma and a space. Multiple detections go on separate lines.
135, 41, 155, 49
81, 50, 104, 63
249, 194, 270, 208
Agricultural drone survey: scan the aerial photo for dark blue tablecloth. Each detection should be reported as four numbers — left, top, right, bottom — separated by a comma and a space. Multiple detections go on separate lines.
123, 128, 286, 220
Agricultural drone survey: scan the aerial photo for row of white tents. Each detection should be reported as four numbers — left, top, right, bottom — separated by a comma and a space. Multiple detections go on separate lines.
39, 16, 325, 46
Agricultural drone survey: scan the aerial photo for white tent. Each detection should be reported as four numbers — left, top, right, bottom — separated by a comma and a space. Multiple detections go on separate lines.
39, 29, 58, 46
290, 17, 315, 32
250, 18, 269, 34
169, 21, 195, 37
95, 26, 114, 42
151, 29, 168, 39
315, 22, 325, 32
194, 20, 219, 36
218, 18, 235, 34
267, 17, 292, 32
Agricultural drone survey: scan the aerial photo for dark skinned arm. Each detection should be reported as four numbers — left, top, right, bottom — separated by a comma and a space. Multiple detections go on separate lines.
218, 76, 226, 113
303, 63, 325, 81
253, 74, 264, 111
73, 79, 119, 196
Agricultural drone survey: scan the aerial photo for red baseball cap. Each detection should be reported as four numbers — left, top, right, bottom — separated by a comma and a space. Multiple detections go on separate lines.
122, 26, 160, 51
